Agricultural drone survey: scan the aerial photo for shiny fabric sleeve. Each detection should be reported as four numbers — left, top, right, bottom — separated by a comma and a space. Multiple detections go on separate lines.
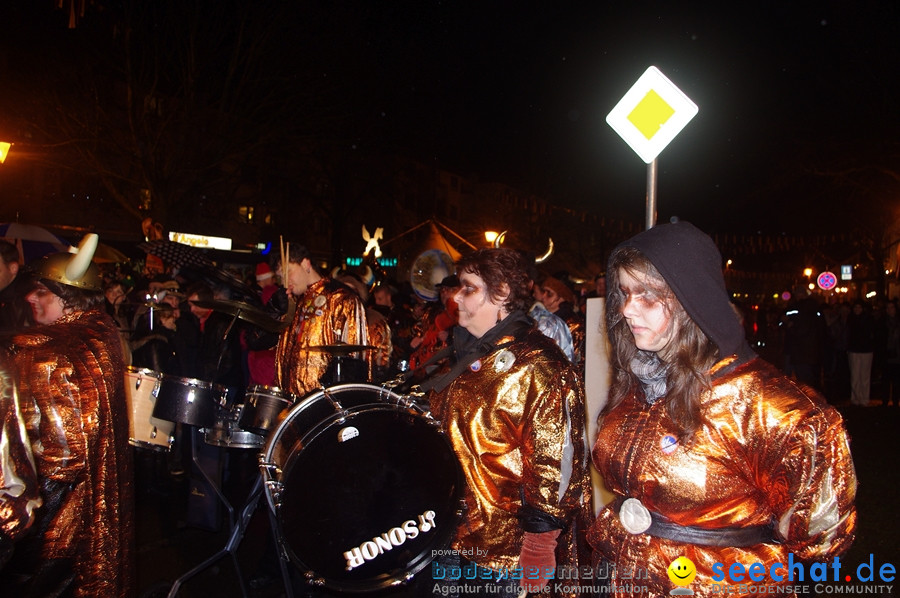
530, 305, 575, 362
367, 315, 392, 369
521, 363, 586, 521
333, 290, 368, 346
752, 389, 857, 560
14, 349, 87, 484
0, 354, 42, 558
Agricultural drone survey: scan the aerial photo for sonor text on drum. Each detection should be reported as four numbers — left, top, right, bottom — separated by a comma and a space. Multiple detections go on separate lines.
344, 510, 437, 570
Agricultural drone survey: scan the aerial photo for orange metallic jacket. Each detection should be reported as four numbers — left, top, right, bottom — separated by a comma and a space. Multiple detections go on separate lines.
429, 323, 591, 573
275, 277, 368, 398
0, 349, 42, 563
588, 355, 857, 598
4, 309, 135, 598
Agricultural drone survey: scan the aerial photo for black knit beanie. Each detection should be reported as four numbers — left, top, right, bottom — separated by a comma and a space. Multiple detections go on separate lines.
618, 221, 745, 358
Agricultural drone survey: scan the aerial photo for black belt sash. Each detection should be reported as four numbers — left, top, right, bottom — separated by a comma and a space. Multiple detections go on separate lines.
615, 497, 776, 548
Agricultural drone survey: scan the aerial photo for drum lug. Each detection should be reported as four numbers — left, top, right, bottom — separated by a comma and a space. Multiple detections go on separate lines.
405, 387, 427, 403
304, 571, 326, 587
265, 480, 284, 507
258, 458, 280, 475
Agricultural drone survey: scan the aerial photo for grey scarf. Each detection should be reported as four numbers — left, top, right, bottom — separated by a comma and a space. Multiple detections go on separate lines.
631, 350, 669, 404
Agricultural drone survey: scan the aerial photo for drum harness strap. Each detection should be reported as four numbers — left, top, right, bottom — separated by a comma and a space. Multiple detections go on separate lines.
413, 310, 533, 394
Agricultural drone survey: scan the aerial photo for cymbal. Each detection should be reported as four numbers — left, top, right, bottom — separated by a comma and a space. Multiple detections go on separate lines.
132, 300, 176, 310
307, 342, 376, 355
190, 299, 286, 333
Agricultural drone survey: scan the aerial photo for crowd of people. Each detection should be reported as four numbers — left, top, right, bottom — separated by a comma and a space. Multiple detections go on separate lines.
746, 290, 900, 408
0, 223, 859, 598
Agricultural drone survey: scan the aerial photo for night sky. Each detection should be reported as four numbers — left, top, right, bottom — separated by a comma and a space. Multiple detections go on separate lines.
2, 2, 899, 236
343, 2, 900, 235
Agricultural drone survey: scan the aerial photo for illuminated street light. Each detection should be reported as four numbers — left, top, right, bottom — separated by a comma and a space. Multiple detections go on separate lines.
0, 141, 11, 164
485, 230, 507, 248
803, 267, 813, 278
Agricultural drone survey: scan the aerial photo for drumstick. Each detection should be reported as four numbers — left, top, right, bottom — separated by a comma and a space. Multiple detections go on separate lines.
281, 239, 297, 322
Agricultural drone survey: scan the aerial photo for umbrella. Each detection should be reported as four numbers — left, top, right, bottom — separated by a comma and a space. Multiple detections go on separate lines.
0, 222, 73, 264
137, 240, 216, 269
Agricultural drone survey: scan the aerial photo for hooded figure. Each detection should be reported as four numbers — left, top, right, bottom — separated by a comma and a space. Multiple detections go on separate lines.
587, 221, 856, 598
1, 235, 134, 598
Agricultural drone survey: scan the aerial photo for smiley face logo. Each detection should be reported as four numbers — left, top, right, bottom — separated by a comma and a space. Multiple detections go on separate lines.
667, 556, 697, 587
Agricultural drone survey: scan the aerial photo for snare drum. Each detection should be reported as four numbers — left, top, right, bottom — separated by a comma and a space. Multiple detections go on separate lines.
152, 375, 222, 427
238, 385, 295, 436
124, 367, 174, 451
203, 404, 265, 449
260, 383, 464, 592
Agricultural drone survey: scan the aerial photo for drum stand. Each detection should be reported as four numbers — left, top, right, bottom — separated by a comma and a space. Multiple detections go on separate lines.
167, 313, 298, 597
166, 435, 293, 598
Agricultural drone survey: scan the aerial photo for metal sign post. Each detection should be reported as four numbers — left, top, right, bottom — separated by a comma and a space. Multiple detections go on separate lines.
646, 158, 658, 231
606, 66, 698, 229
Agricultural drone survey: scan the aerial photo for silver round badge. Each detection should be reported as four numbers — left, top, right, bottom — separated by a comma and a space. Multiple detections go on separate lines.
619, 497, 653, 534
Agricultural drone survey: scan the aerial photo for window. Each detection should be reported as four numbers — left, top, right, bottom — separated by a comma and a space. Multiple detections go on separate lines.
238, 205, 255, 223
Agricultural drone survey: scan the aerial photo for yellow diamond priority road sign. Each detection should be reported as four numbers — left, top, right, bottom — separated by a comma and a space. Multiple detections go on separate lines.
606, 66, 698, 164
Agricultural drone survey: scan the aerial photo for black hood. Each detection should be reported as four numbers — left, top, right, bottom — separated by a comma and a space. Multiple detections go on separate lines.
618, 221, 746, 359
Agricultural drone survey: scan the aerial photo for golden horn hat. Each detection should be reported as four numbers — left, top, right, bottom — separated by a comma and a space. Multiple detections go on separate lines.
33, 233, 102, 292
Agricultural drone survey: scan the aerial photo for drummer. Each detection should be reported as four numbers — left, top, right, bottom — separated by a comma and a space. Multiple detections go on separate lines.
425, 248, 592, 596
1, 234, 135, 597
274, 244, 368, 397
175, 281, 245, 390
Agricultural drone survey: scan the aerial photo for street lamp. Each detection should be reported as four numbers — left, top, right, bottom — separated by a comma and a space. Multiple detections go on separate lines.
484, 230, 507, 248
0, 141, 11, 164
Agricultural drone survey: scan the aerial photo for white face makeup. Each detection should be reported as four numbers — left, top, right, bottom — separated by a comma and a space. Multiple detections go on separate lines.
454, 271, 507, 339
617, 268, 675, 354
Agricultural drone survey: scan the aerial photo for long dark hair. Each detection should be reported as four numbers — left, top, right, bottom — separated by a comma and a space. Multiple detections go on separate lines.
604, 246, 719, 439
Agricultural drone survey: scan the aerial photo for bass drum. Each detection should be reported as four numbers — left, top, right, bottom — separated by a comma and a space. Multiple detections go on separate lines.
261, 383, 464, 593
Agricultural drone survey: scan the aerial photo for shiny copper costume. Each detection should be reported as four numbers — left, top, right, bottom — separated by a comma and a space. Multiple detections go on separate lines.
0, 349, 42, 564
365, 307, 392, 374
3, 309, 134, 597
562, 312, 585, 366
429, 325, 591, 573
588, 355, 857, 597
275, 277, 368, 397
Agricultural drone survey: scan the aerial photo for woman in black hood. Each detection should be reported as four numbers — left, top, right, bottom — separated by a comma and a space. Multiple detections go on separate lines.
587, 221, 857, 597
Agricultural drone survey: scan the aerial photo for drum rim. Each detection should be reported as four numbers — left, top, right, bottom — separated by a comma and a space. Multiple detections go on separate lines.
159, 374, 216, 388
129, 437, 174, 452
263, 383, 408, 464
125, 366, 163, 378
261, 383, 463, 592
203, 429, 265, 449
204, 403, 266, 449
246, 383, 293, 397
